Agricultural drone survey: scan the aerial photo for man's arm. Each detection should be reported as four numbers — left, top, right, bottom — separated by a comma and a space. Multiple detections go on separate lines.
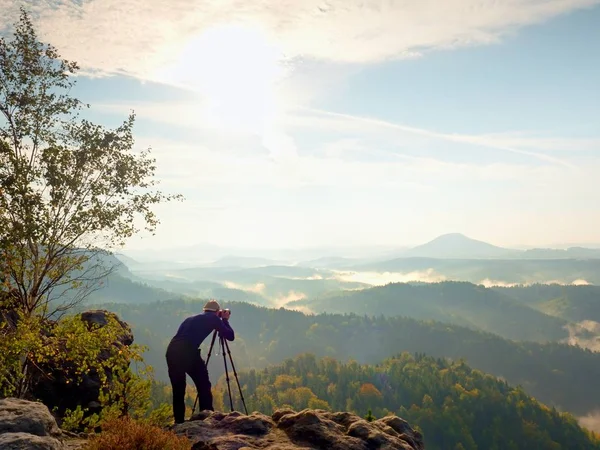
215, 314, 235, 341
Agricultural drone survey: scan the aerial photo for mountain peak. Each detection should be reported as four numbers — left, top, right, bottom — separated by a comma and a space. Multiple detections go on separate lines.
431, 232, 473, 241
404, 233, 515, 259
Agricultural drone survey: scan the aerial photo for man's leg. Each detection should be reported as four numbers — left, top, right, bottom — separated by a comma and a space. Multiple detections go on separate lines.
166, 343, 187, 423
187, 352, 214, 412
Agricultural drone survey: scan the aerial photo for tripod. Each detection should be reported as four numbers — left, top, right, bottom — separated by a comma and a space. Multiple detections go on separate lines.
192, 329, 248, 415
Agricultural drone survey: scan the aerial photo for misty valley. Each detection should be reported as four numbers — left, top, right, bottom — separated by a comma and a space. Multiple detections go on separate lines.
67, 233, 600, 448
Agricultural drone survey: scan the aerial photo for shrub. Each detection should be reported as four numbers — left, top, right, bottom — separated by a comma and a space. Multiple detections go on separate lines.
83, 416, 191, 450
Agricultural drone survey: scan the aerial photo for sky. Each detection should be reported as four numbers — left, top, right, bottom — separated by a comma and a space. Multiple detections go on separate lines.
1, 0, 600, 252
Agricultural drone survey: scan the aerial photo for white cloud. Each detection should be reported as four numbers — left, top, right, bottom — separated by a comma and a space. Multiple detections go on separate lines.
460, 132, 600, 153
563, 320, 600, 353
272, 290, 307, 307
578, 411, 600, 433
95, 101, 208, 131
117, 101, 599, 187
302, 108, 579, 168
140, 133, 563, 190
1, 0, 598, 81
478, 278, 592, 288
223, 281, 266, 294
100, 99, 599, 181
333, 269, 448, 285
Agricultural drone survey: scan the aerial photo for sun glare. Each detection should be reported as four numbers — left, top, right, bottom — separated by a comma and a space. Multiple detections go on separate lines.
158, 23, 287, 135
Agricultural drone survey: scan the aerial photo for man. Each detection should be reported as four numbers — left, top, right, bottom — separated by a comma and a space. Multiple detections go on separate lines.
165, 299, 234, 423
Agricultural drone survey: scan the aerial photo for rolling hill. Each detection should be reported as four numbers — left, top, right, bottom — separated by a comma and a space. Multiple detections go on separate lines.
495, 284, 600, 323
289, 281, 569, 342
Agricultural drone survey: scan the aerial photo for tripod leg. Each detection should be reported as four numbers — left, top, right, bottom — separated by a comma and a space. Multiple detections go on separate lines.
220, 335, 234, 412
193, 330, 218, 416
223, 339, 248, 415
205, 329, 218, 365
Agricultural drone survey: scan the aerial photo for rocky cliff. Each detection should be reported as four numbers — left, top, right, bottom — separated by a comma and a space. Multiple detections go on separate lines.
175, 408, 425, 450
0, 398, 425, 449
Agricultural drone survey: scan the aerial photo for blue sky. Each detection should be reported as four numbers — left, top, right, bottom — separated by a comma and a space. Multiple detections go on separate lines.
2, 0, 600, 252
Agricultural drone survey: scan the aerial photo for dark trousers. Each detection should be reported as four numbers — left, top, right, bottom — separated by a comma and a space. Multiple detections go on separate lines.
165, 338, 213, 423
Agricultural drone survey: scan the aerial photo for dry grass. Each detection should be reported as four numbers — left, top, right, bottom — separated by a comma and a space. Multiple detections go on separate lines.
83, 417, 190, 450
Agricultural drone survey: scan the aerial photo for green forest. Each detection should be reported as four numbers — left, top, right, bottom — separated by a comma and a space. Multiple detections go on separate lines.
94, 299, 600, 417
212, 352, 600, 449
496, 284, 600, 323
290, 281, 570, 342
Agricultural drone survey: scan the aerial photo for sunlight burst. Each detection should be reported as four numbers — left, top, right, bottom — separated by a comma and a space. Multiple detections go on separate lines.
158, 23, 287, 135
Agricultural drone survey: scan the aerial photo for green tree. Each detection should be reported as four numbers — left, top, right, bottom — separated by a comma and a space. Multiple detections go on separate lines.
0, 8, 181, 320
0, 311, 139, 400
0, 9, 179, 428
227, 351, 600, 450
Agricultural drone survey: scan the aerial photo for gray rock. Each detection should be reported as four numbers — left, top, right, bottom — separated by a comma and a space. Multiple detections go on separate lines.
80, 309, 133, 346
174, 408, 425, 450
0, 432, 64, 450
0, 398, 65, 449
0, 398, 62, 438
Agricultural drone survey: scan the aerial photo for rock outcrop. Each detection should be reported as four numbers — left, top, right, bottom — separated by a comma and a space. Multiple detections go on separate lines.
31, 309, 133, 420
0, 398, 65, 450
1, 399, 425, 449
80, 309, 133, 346
175, 408, 425, 450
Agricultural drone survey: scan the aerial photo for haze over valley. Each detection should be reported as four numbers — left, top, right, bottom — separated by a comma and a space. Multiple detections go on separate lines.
107, 233, 600, 307
64, 230, 598, 436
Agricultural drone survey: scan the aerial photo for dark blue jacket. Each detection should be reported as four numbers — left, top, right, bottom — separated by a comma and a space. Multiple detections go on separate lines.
173, 311, 234, 348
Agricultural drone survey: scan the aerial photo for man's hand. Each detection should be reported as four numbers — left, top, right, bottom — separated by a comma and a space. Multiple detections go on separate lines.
220, 309, 231, 320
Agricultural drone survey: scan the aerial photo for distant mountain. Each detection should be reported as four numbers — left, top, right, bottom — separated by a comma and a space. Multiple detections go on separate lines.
388, 233, 600, 260
521, 247, 600, 259
85, 273, 181, 304
400, 233, 517, 259
242, 265, 325, 278
123, 242, 233, 264
209, 255, 285, 268
114, 253, 196, 272
121, 243, 406, 265
352, 256, 600, 285
114, 253, 143, 269
296, 256, 359, 268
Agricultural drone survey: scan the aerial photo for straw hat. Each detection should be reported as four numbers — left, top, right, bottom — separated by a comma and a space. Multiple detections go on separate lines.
203, 299, 221, 312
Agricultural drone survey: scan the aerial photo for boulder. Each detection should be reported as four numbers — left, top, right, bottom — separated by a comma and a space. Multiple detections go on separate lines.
175, 408, 425, 450
31, 309, 133, 420
80, 310, 133, 346
0, 432, 64, 450
0, 398, 65, 449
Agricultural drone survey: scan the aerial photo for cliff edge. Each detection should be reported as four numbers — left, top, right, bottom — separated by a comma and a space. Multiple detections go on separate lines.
0, 398, 425, 449
174, 408, 424, 450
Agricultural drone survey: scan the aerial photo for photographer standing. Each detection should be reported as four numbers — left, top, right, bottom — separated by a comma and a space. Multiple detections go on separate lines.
165, 299, 234, 423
